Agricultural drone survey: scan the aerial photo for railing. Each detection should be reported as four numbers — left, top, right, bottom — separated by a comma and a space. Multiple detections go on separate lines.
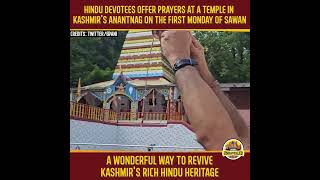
70, 102, 117, 121
70, 102, 182, 121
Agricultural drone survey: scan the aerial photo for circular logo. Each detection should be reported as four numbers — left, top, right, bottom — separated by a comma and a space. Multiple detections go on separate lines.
222, 139, 245, 160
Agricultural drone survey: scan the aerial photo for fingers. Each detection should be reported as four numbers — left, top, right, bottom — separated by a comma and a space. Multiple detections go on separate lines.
159, 30, 169, 38
190, 42, 197, 59
190, 38, 198, 52
152, 30, 159, 39
157, 30, 192, 66
190, 39, 196, 49
191, 36, 204, 50
152, 30, 166, 39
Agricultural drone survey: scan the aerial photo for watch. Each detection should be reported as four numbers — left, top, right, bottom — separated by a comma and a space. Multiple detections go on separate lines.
173, 58, 198, 73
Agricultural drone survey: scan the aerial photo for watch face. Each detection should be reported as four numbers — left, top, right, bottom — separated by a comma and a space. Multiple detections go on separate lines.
174, 59, 193, 72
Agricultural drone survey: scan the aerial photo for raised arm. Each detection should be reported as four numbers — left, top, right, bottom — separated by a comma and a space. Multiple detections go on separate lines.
159, 31, 239, 150
190, 36, 250, 149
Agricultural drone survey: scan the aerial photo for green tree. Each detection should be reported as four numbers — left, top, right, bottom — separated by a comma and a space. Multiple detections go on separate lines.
70, 31, 127, 87
194, 31, 250, 83
70, 31, 249, 87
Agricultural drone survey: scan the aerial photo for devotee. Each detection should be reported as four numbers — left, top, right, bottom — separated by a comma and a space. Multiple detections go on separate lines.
153, 30, 249, 150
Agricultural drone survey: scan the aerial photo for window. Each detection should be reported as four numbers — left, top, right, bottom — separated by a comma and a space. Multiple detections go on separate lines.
149, 99, 153, 105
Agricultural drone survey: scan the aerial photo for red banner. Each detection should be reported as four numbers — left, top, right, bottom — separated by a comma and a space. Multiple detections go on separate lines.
70, 0, 250, 30
70, 151, 250, 179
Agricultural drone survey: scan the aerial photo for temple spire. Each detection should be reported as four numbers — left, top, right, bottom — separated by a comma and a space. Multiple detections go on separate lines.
112, 30, 174, 82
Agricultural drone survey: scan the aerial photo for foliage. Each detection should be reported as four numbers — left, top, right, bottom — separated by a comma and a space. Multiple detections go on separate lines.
70, 32, 127, 87
70, 31, 250, 88
194, 31, 250, 83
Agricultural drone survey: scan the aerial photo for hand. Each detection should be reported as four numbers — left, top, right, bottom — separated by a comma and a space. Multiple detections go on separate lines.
190, 36, 209, 75
157, 30, 192, 67
190, 36, 216, 82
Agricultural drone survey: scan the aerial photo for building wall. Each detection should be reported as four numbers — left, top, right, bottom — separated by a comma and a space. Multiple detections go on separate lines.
143, 92, 167, 112
224, 88, 250, 109
110, 95, 132, 112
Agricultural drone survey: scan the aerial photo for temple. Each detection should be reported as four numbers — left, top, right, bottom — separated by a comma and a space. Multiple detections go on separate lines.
71, 30, 183, 120
70, 30, 250, 121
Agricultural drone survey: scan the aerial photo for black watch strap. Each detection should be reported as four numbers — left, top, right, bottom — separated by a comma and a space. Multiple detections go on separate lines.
173, 59, 198, 73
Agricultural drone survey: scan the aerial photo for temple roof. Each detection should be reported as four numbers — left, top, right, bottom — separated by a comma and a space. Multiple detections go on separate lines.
129, 78, 174, 87
82, 80, 115, 90
72, 80, 249, 91
75, 78, 173, 91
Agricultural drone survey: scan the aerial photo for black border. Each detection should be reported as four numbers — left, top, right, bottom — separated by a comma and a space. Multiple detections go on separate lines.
4, 0, 306, 178
4, 1, 70, 179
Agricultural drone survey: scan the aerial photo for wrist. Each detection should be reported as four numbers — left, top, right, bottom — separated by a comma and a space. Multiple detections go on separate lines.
168, 55, 191, 67
192, 55, 216, 81
175, 65, 198, 79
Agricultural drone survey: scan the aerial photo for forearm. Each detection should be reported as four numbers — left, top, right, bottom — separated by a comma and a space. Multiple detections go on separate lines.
210, 82, 249, 138
210, 82, 250, 149
175, 66, 239, 150
197, 57, 250, 148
